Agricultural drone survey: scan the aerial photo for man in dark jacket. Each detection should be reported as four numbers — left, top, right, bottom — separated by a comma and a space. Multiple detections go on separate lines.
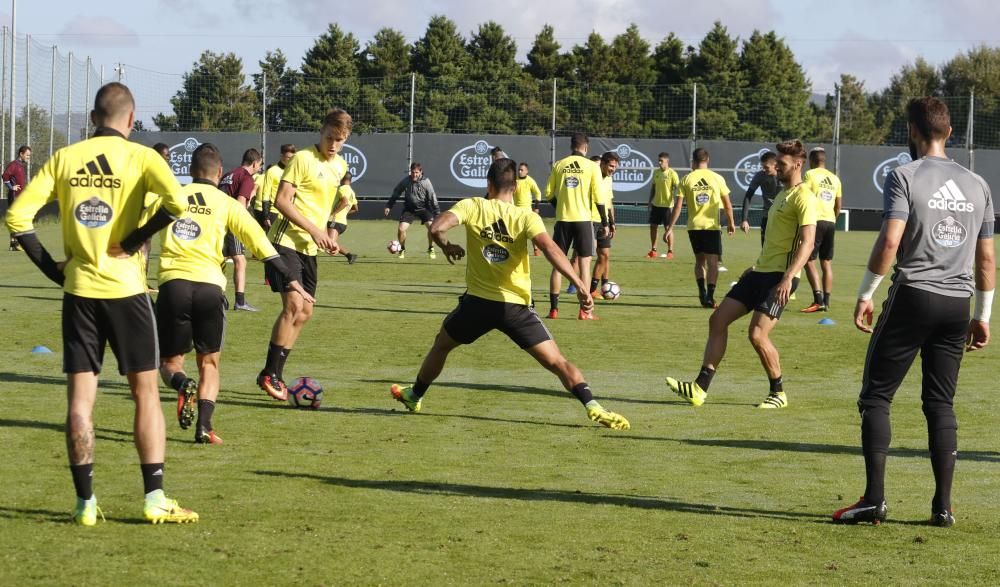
3, 145, 31, 250
384, 162, 440, 259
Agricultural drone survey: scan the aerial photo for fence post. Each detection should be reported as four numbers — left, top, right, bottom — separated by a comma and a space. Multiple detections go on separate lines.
66, 52, 72, 144
550, 78, 557, 167
8, 19, 16, 167
407, 73, 415, 170
2, 26, 7, 167
690, 83, 697, 159
967, 90, 975, 172
261, 70, 267, 160
49, 46, 55, 156
24, 34, 29, 173
833, 85, 842, 175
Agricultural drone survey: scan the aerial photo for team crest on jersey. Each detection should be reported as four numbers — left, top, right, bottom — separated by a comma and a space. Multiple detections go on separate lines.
482, 243, 510, 264
172, 218, 202, 241
74, 197, 113, 228
932, 216, 967, 248
565, 176, 580, 189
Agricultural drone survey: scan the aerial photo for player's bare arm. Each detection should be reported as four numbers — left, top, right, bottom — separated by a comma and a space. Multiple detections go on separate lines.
722, 195, 736, 236
429, 211, 465, 264
854, 218, 906, 333
968, 236, 996, 351
274, 180, 339, 255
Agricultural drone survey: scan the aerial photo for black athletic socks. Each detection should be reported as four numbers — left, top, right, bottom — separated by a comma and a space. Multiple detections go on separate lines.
813, 290, 823, 305
550, 293, 559, 311
601, 278, 608, 286
706, 283, 716, 301
140, 463, 164, 495
695, 366, 716, 391
931, 450, 956, 512
70, 464, 94, 500
266, 343, 291, 378
769, 376, 783, 393
235, 292, 246, 306
197, 400, 215, 433
590, 278, 599, 293
697, 278, 706, 302
412, 377, 430, 399
823, 292, 831, 307
170, 372, 188, 392
571, 382, 595, 405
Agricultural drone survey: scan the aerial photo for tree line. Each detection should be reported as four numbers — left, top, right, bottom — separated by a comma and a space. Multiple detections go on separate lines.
151, 18, 1000, 148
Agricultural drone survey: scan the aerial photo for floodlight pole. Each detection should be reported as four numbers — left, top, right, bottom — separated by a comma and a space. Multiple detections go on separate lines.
833, 85, 842, 175
967, 91, 975, 172
261, 71, 267, 161
8, 0, 15, 167
48, 45, 54, 156
84, 57, 91, 138
66, 51, 71, 144
550, 78, 556, 167
2, 25, 7, 167
24, 33, 29, 174
407, 73, 415, 170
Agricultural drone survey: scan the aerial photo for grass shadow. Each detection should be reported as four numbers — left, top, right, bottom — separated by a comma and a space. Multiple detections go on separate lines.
340, 405, 591, 430
0, 371, 132, 391
0, 506, 69, 522
313, 304, 445, 316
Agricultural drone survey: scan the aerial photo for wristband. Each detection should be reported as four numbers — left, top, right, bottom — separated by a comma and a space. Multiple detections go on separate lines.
857, 269, 885, 301
973, 289, 994, 323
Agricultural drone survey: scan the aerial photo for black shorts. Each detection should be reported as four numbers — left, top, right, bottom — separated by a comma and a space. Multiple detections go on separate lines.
688, 230, 722, 256
327, 221, 348, 235
62, 293, 158, 375
265, 244, 318, 296
726, 271, 800, 319
648, 205, 671, 225
594, 223, 612, 249
811, 220, 835, 261
400, 209, 434, 225
443, 294, 552, 350
156, 279, 227, 357
223, 232, 245, 257
552, 221, 596, 258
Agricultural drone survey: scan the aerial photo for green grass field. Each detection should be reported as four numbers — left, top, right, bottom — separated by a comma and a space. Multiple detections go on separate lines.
1, 220, 998, 585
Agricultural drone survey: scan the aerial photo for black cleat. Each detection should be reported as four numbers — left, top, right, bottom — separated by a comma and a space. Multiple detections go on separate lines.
930, 509, 955, 527
832, 497, 888, 525
346, 253, 358, 264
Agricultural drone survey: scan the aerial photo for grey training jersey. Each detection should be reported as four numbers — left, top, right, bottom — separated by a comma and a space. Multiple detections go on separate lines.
883, 156, 994, 297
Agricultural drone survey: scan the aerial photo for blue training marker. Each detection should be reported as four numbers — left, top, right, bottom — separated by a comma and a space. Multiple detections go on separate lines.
818, 318, 836, 326
30, 345, 53, 353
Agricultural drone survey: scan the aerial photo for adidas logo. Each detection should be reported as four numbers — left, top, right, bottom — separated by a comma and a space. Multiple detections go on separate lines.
480, 218, 514, 243
693, 178, 712, 190
70, 154, 121, 188
820, 177, 834, 188
929, 180, 974, 212
566, 160, 585, 174
186, 192, 212, 214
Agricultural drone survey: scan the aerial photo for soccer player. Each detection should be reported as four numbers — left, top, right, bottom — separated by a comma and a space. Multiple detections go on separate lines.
258, 109, 351, 401
648, 151, 680, 259
739, 150, 780, 245
666, 148, 735, 308
3, 145, 31, 250
384, 162, 440, 259
327, 172, 359, 264
591, 151, 619, 296
545, 132, 606, 320
220, 148, 264, 312
490, 145, 508, 161
389, 158, 630, 431
514, 162, 543, 256
665, 140, 816, 409
833, 98, 994, 527
5, 82, 198, 525
801, 147, 843, 313
257, 144, 296, 230
150, 143, 313, 444
141, 143, 171, 291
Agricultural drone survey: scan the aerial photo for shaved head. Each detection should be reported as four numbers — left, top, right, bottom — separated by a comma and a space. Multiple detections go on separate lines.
92, 82, 135, 126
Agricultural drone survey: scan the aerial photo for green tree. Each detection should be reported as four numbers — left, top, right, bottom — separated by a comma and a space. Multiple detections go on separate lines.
688, 21, 747, 139
286, 24, 361, 131
153, 51, 257, 131
253, 50, 302, 132
737, 30, 814, 141
831, 74, 884, 144
653, 33, 690, 85
610, 24, 656, 85
941, 46, 1000, 147
525, 24, 570, 80
359, 28, 411, 78
571, 32, 614, 83
466, 21, 519, 81
875, 57, 943, 144
411, 16, 467, 78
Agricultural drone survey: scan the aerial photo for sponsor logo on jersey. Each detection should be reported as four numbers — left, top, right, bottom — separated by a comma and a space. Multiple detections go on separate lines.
692, 178, 713, 206
186, 192, 212, 215
482, 242, 510, 264
171, 217, 202, 241
928, 180, 974, 212
565, 176, 579, 189
70, 154, 122, 189
341, 144, 368, 182
872, 152, 912, 193
932, 216, 967, 247
733, 148, 772, 191
610, 144, 653, 192
167, 137, 203, 185
74, 196, 113, 228
480, 218, 514, 244
450, 140, 494, 188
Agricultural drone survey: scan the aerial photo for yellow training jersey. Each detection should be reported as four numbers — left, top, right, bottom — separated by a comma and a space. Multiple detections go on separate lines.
151, 180, 278, 291
513, 175, 541, 210
449, 197, 547, 306
5, 129, 184, 299
804, 167, 842, 222
545, 154, 601, 222
257, 163, 285, 212
651, 167, 680, 208
680, 169, 731, 231
755, 182, 818, 276
268, 146, 347, 255
251, 171, 265, 212
331, 185, 357, 225
597, 174, 614, 207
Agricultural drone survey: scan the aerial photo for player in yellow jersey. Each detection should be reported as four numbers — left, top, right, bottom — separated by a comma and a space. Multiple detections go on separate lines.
545, 132, 607, 320
648, 152, 680, 259
801, 147, 843, 313
257, 109, 351, 400
515, 162, 543, 256
327, 172, 359, 264
665, 140, 817, 409
389, 158, 629, 430
256, 143, 296, 230
590, 152, 619, 296
667, 148, 736, 308
5, 83, 198, 525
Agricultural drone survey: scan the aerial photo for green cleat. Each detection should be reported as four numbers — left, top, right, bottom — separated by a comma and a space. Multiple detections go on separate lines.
756, 391, 788, 409
586, 403, 630, 430
73, 496, 104, 527
666, 377, 707, 406
143, 491, 199, 524
390, 384, 422, 413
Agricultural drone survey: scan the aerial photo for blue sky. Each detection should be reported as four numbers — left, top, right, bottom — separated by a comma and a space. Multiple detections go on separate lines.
4, 0, 998, 106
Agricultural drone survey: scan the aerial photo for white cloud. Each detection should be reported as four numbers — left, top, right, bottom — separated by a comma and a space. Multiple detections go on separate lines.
57, 15, 140, 48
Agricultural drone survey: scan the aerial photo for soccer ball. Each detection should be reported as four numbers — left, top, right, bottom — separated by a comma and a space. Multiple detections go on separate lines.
387, 240, 402, 254
601, 281, 622, 301
287, 377, 323, 409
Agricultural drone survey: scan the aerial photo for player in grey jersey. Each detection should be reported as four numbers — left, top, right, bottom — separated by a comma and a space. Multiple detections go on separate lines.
739, 150, 780, 245
833, 97, 995, 527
